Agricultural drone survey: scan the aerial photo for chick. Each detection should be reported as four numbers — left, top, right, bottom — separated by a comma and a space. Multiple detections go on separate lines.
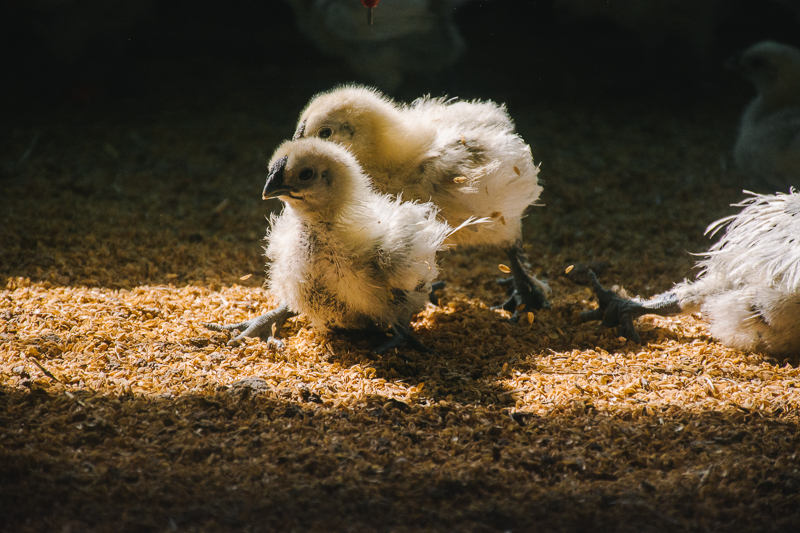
730, 41, 800, 190
581, 190, 800, 357
284, 0, 469, 90
294, 85, 549, 322
207, 137, 463, 354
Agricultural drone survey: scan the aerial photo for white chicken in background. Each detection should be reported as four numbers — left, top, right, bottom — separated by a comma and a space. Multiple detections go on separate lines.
207, 138, 471, 354
581, 190, 800, 357
730, 41, 800, 191
284, 0, 470, 90
294, 85, 550, 322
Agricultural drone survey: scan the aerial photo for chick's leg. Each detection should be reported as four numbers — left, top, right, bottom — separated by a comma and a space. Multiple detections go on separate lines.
494, 243, 551, 323
429, 281, 446, 306
580, 271, 682, 343
205, 305, 297, 347
375, 323, 437, 356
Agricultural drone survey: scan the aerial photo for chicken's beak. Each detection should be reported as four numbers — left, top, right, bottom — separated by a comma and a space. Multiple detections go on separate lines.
262, 155, 293, 200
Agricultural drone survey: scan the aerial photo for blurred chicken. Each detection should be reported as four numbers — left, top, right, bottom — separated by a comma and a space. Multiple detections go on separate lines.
294, 85, 549, 322
207, 138, 467, 354
284, 0, 469, 90
581, 190, 800, 357
730, 41, 800, 190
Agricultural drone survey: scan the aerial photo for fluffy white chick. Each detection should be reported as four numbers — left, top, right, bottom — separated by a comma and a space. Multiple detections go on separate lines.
581, 190, 800, 357
730, 41, 800, 190
207, 137, 459, 354
294, 85, 549, 321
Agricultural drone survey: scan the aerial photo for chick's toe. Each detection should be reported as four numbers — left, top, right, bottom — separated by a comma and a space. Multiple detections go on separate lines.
205, 305, 296, 347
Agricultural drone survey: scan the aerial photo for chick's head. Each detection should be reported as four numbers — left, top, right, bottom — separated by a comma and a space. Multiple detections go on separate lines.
295, 85, 421, 170
731, 41, 800, 106
263, 138, 368, 216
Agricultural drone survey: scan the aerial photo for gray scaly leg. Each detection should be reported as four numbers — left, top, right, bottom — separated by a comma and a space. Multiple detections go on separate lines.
205, 304, 297, 347
493, 243, 551, 323
580, 271, 683, 343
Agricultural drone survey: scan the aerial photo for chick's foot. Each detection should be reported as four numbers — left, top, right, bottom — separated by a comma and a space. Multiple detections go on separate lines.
493, 245, 551, 323
205, 305, 297, 347
579, 271, 682, 343
375, 323, 437, 355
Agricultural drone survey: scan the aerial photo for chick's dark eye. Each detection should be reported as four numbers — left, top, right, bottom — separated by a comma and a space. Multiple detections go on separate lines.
298, 168, 314, 182
318, 128, 333, 139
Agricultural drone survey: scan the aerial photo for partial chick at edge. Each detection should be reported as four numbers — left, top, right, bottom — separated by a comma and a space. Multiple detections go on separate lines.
730, 41, 800, 191
582, 190, 800, 358
209, 137, 479, 353
294, 85, 550, 318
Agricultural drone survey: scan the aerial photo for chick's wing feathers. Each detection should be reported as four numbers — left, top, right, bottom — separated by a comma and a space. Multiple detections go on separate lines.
401, 96, 541, 245
338, 193, 449, 291
699, 189, 800, 291
408, 126, 540, 246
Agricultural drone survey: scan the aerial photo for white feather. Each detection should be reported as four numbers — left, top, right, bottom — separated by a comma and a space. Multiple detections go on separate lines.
672, 189, 800, 356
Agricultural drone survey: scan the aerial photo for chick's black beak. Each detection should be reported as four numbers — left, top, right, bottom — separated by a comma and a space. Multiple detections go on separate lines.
263, 155, 292, 200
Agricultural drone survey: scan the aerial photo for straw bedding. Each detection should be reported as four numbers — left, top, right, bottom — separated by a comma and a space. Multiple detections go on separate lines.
1, 68, 799, 532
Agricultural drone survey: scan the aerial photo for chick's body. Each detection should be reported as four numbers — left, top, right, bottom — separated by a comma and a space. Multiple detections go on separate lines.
263, 138, 452, 347
671, 190, 800, 356
267, 182, 445, 332
296, 86, 541, 248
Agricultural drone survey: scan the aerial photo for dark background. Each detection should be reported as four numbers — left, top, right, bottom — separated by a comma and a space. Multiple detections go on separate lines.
2, 0, 799, 111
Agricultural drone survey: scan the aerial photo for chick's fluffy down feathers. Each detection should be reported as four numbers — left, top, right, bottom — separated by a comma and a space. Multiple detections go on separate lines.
296, 86, 542, 247
673, 190, 800, 356
265, 139, 454, 332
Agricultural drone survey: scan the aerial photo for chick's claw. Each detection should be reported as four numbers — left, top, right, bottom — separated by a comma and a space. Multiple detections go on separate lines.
579, 271, 643, 343
205, 305, 297, 347
492, 292, 525, 324
375, 324, 437, 356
